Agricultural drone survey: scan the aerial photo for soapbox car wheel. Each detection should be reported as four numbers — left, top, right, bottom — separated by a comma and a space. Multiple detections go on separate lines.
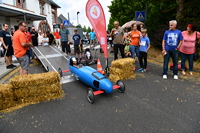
46, 66, 49, 72
58, 68, 63, 77
116, 80, 125, 93
87, 88, 95, 104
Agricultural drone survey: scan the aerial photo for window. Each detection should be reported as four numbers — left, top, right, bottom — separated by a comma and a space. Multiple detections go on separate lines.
39, 2, 45, 14
16, 0, 25, 8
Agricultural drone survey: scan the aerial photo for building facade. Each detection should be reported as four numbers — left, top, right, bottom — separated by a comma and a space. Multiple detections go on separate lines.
0, 0, 60, 32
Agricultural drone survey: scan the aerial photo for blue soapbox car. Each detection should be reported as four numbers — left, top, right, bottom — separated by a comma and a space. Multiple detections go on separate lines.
58, 57, 125, 103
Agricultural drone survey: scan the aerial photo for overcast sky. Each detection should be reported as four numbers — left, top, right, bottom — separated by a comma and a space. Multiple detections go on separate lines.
54, 0, 112, 28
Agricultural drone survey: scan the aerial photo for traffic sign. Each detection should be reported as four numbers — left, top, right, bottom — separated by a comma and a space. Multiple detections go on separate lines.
135, 11, 146, 21
64, 20, 70, 26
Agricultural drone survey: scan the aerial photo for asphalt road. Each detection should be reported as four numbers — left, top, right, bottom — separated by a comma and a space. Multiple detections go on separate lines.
0, 51, 200, 133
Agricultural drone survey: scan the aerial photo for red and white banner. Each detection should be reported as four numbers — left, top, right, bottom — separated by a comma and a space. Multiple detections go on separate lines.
86, 0, 108, 58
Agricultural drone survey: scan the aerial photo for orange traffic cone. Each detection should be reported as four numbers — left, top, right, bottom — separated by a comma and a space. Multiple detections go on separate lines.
97, 59, 105, 74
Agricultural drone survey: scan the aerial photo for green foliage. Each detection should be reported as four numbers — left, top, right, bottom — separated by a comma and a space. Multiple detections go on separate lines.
87, 26, 91, 33
108, 0, 200, 61
83, 25, 87, 32
76, 24, 82, 28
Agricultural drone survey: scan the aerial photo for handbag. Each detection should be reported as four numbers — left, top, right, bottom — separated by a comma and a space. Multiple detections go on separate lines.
194, 31, 199, 61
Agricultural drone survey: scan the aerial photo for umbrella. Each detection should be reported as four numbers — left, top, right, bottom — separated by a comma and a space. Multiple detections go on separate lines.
121, 21, 144, 29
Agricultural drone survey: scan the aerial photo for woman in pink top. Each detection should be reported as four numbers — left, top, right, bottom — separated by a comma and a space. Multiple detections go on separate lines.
179, 23, 200, 76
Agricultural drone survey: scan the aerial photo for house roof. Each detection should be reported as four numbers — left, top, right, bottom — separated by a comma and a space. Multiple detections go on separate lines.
47, 0, 61, 8
58, 14, 75, 27
0, 5, 46, 21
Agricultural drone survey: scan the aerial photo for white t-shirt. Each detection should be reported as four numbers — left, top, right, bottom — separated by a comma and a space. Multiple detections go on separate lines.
38, 34, 43, 44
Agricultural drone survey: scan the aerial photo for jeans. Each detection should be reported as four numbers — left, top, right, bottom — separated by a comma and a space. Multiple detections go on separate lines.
130, 45, 140, 59
114, 44, 125, 60
139, 51, 147, 69
28, 48, 33, 63
163, 50, 178, 75
180, 52, 194, 72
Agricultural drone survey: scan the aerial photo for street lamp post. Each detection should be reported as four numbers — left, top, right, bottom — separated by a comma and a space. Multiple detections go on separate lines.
77, 11, 80, 25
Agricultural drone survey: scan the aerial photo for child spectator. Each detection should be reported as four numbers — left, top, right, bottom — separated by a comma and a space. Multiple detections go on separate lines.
38, 30, 43, 46
72, 29, 82, 62
42, 34, 49, 46
138, 29, 150, 72
124, 40, 131, 57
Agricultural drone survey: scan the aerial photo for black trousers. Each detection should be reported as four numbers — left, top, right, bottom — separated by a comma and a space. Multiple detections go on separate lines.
61, 41, 71, 54
114, 44, 125, 60
139, 51, 147, 69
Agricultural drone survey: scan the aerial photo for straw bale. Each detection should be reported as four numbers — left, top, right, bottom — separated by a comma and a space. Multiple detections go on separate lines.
109, 58, 136, 82
10, 71, 60, 88
0, 84, 16, 110
14, 82, 62, 98
111, 58, 135, 68
18, 90, 63, 104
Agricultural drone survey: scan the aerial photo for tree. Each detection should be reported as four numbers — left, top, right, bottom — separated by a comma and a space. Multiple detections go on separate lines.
87, 26, 91, 33
83, 25, 87, 32
76, 24, 82, 28
108, 0, 200, 46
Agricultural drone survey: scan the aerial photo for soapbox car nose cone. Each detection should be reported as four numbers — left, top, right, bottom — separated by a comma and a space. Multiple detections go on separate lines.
116, 80, 125, 93
87, 88, 95, 104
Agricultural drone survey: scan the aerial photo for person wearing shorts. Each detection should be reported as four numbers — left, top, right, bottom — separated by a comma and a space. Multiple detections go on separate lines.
72, 29, 82, 62
89, 29, 96, 50
13, 21, 33, 75
59, 23, 71, 55
0, 23, 16, 69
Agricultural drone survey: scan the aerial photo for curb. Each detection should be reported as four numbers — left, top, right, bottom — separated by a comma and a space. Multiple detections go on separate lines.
0, 65, 20, 80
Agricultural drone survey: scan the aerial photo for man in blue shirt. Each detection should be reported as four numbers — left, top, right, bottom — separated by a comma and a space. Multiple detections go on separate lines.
89, 29, 96, 50
162, 20, 183, 80
59, 23, 71, 55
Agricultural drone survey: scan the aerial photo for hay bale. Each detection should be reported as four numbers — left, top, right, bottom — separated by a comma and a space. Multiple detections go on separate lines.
18, 90, 63, 104
10, 71, 60, 88
111, 58, 135, 68
0, 84, 16, 110
109, 58, 136, 81
14, 82, 62, 98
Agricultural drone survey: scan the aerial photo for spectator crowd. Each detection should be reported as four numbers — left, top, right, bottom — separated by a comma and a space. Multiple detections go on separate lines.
0, 20, 199, 79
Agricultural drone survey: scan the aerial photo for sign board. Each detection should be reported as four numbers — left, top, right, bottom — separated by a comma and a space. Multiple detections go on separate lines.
53, 24, 60, 29
64, 20, 70, 26
135, 11, 146, 21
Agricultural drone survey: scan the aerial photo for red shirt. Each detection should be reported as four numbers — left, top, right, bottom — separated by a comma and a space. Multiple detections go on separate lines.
24, 32, 32, 43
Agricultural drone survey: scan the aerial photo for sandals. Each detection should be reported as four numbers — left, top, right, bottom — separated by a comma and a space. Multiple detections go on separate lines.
182, 71, 186, 75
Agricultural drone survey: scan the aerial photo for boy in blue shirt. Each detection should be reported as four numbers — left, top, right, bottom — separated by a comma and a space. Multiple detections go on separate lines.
72, 29, 82, 62
138, 29, 150, 72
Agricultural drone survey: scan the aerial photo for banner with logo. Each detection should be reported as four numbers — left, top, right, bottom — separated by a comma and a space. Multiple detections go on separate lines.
86, 0, 108, 58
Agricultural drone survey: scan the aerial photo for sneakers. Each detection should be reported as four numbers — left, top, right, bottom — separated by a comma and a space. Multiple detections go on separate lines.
142, 69, 146, 72
10, 64, 17, 67
174, 75, 178, 79
6, 64, 17, 69
138, 68, 146, 72
163, 75, 167, 79
138, 68, 143, 72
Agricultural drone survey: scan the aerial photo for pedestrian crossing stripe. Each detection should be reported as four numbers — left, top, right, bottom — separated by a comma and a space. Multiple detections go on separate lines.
137, 13, 144, 20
